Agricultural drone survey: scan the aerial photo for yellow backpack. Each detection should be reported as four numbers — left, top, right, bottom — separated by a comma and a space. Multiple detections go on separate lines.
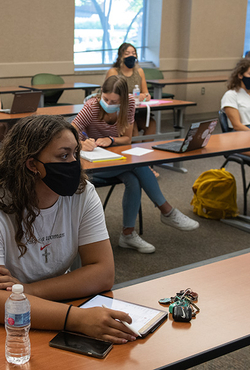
191, 168, 239, 219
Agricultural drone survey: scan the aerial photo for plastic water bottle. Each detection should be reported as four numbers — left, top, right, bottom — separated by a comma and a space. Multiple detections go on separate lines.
5, 284, 31, 365
133, 85, 140, 106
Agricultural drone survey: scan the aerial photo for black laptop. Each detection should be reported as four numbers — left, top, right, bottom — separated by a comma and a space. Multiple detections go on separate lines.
0, 91, 42, 114
152, 119, 218, 153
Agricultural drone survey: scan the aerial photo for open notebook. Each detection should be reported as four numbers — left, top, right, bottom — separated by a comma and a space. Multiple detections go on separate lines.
80, 147, 125, 162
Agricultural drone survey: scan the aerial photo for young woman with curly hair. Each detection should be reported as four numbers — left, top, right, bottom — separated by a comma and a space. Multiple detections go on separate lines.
221, 58, 250, 131
0, 115, 138, 344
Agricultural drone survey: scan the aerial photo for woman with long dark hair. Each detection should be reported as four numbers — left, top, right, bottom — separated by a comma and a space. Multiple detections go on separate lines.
0, 114, 137, 344
72, 75, 199, 254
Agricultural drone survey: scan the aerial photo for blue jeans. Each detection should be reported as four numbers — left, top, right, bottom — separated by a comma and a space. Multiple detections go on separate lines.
91, 166, 166, 228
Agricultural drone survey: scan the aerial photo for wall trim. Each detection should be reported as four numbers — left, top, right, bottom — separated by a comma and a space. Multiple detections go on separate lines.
160, 57, 241, 72
0, 62, 74, 78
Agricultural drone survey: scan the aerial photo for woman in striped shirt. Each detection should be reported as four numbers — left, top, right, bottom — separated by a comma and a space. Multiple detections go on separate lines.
72, 75, 199, 254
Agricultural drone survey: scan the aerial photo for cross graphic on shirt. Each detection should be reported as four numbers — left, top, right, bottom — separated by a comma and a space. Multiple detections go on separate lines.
42, 248, 51, 263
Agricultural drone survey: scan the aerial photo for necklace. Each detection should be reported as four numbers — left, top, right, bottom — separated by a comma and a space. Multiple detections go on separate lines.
33, 200, 60, 263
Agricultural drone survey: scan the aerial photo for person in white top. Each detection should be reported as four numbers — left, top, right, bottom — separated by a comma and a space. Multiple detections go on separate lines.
221, 58, 250, 130
0, 115, 138, 344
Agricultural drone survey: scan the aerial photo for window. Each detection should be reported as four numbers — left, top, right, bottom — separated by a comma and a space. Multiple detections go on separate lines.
74, 0, 148, 68
244, 0, 250, 56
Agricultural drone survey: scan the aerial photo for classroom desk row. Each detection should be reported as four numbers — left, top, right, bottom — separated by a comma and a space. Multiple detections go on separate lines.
146, 75, 228, 132
0, 75, 227, 106
0, 83, 100, 108
81, 131, 250, 174
147, 76, 228, 99
0, 100, 197, 143
1, 249, 249, 370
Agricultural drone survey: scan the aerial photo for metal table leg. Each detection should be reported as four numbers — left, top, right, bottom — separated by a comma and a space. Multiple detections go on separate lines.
156, 107, 188, 173
38, 94, 44, 107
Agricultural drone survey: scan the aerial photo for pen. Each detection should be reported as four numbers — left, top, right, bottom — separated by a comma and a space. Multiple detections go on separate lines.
82, 131, 89, 139
102, 304, 142, 337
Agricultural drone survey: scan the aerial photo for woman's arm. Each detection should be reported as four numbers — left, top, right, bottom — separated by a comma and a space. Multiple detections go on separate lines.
0, 239, 115, 301
0, 290, 137, 343
96, 123, 133, 147
71, 121, 97, 151
138, 68, 151, 102
224, 107, 250, 131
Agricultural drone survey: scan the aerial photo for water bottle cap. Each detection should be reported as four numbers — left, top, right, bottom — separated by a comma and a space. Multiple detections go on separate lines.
135, 85, 139, 88
12, 284, 24, 294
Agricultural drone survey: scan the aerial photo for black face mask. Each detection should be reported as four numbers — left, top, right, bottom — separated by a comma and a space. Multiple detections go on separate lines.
36, 159, 81, 196
242, 76, 250, 90
124, 55, 136, 69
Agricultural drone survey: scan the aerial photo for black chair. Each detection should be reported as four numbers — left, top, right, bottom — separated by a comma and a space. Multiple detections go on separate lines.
91, 177, 143, 235
219, 110, 250, 215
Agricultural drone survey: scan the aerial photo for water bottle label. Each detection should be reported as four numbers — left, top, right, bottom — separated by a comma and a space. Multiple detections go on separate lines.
7, 311, 30, 327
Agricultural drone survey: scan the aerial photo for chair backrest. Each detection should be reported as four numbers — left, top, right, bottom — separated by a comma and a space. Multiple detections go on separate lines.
143, 68, 164, 89
218, 110, 233, 133
31, 73, 65, 104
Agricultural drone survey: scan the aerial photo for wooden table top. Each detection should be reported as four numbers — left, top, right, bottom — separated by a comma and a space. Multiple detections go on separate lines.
146, 76, 228, 87
0, 100, 196, 122
81, 131, 250, 173
1, 252, 249, 370
0, 86, 30, 94
19, 82, 101, 91
136, 99, 196, 111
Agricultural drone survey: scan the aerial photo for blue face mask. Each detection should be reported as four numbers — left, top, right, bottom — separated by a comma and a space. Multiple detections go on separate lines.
242, 75, 250, 90
124, 55, 136, 69
100, 98, 120, 114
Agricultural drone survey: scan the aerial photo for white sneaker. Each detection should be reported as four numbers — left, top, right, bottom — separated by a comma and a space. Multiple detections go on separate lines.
119, 231, 156, 254
161, 208, 199, 231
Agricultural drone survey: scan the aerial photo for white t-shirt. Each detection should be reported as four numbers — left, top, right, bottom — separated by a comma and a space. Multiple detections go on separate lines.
0, 181, 109, 283
221, 88, 250, 128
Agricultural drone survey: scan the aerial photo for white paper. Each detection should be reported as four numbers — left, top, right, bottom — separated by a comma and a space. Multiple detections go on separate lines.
122, 147, 154, 156
140, 100, 160, 106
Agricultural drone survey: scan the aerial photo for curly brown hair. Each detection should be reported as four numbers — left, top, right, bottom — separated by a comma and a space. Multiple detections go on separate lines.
0, 115, 87, 257
227, 58, 250, 90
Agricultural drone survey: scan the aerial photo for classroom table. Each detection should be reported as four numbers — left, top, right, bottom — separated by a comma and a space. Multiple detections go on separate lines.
1, 249, 249, 370
134, 99, 196, 140
19, 82, 101, 107
146, 76, 228, 100
81, 131, 250, 174
0, 86, 31, 94
0, 100, 196, 141
0, 104, 84, 122
146, 76, 227, 135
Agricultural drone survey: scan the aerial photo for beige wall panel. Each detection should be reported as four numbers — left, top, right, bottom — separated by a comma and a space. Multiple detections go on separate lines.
0, 0, 74, 77
0, 0, 249, 114
189, 0, 247, 59
160, 0, 248, 72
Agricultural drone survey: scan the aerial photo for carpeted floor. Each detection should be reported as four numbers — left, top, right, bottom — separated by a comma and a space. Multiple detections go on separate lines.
94, 119, 250, 369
